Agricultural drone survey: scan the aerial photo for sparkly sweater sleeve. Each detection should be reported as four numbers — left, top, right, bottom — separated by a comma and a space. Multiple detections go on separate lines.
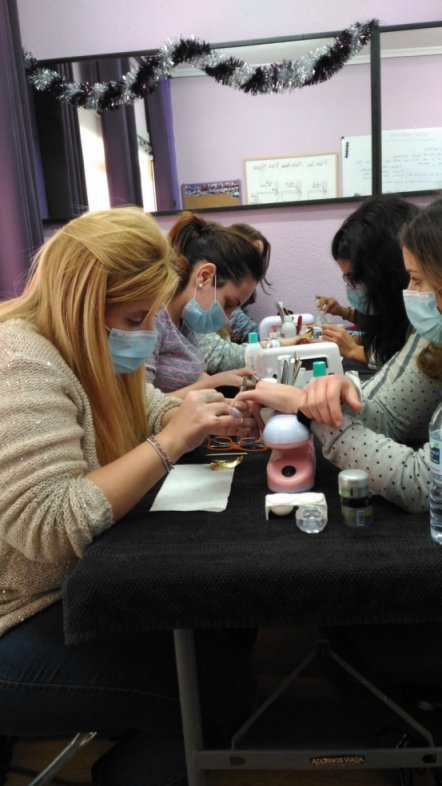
145, 383, 182, 435
311, 341, 440, 513
229, 307, 257, 343
0, 330, 114, 562
196, 332, 246, 373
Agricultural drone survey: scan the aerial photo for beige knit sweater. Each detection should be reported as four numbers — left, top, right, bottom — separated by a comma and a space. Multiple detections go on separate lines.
0, 319, 181, 637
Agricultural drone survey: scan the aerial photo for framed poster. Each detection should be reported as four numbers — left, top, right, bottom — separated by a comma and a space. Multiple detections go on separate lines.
245, 154, 337, 204
182, 179, 241, 209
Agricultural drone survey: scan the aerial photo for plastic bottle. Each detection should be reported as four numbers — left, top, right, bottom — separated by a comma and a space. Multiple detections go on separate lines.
312, 310, 323, 340
244, 331, 261, 373
429, 398, 442, 544
280, 316, 297, 339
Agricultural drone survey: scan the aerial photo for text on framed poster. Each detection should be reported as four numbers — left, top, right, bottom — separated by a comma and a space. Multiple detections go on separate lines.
245, 154, 337, 204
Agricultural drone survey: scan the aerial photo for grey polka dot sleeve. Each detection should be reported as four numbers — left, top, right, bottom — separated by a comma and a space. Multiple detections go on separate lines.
312, 333, 441, 512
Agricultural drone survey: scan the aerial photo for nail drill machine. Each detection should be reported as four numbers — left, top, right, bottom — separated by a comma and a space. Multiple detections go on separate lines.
256, 318, 344, 492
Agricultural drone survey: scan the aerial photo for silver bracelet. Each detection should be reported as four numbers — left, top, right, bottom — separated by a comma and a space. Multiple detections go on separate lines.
146, 436, 174, 473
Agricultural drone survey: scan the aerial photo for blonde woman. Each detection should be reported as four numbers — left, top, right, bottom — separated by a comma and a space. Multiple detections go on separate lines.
0, 208, 256, 785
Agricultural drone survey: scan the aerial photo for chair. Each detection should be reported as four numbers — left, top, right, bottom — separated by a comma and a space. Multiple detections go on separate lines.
1, 731, 96, 786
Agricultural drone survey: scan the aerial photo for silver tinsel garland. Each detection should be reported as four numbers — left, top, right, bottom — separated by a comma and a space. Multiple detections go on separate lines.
24, 20, 377, 113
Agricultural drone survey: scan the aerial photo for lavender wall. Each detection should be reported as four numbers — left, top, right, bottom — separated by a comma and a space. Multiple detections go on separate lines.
16, 0, 441, 321
17, 0, 442, 60
170, 63, 372, 191
382, 55, 442, 128
171, 56, 441, 195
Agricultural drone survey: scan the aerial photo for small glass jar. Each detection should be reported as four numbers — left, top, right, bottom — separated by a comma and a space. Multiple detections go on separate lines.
295, 504, 327, 534
338, 469, 374, 528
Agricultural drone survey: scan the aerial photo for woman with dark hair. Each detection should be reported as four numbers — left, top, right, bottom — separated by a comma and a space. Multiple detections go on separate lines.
197, 223, 272, 372
236, 198, 442, 513
228, 222, 272, 341
146, 211, 265, 395
317, 195, 419, 368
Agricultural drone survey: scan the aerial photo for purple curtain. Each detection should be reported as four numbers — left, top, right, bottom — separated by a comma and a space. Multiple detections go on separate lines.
33, 62, 88, 220
145, 81, 180, 211
0, 0, 43, 298
81, 58, 143, 209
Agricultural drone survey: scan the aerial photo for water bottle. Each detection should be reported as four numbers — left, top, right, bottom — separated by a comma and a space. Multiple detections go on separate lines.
429, 398, 442, 544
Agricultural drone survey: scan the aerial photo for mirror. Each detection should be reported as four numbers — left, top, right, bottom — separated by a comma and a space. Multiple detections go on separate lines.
31, 23, 442, 221
379, 25, 442, 195
168, 36, 371, 209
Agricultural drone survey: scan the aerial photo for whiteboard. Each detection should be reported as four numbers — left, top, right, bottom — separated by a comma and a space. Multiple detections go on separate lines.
341, 128, 442, 197
245, 154, 337, 204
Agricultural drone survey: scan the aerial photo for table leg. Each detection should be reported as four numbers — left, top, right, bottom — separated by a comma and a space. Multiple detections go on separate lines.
173, 628, 207, 786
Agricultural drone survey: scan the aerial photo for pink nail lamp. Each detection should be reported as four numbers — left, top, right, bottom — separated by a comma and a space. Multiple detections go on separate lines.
262, 413, 316, 493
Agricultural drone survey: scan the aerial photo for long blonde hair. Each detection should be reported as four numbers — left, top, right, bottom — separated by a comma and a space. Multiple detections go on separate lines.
0, 207, 179, 464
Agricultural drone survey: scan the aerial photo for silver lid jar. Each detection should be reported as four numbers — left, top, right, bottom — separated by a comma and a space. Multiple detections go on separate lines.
338, 469, 370, 498
338, 469, 373, 527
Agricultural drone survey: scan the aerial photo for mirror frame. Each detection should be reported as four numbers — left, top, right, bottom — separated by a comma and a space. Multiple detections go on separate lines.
38, 20, 442, 219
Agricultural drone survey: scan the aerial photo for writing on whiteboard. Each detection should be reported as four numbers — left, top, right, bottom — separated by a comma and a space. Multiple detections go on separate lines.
341, 128, 442, 197
245, 154, 337, 204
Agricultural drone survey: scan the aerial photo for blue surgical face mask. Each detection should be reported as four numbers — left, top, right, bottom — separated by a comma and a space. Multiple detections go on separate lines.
107, 327, 158, 374
346, 285, 375, 315
403, 290, 442, 345
181, 283, 229, 334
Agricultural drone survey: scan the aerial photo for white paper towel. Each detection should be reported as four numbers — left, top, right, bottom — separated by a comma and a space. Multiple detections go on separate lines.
150, 464, 235, 512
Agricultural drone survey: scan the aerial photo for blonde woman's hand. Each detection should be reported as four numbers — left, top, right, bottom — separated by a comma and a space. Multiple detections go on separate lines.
298, 375, 363, 428
162, 389, 256, 455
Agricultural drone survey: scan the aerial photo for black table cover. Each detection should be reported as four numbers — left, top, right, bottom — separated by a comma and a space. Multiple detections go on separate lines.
62, 446, 441, 644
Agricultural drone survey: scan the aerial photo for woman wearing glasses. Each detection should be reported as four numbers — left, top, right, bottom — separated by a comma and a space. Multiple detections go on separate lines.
316, 195, 418, 369
237, 199, 442, 514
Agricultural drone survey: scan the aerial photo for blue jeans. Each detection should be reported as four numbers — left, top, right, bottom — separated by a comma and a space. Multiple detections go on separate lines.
0, 603, 257, 785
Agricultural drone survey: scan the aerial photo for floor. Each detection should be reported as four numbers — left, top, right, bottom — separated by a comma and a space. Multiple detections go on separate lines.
4, 737, 436, 786
3, 627, 440, 785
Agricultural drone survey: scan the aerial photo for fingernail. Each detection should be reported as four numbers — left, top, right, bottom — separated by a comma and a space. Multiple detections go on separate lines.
230, 406, 243, 418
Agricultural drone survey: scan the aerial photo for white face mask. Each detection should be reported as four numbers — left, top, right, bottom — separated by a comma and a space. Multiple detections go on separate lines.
403, 290, 442, 345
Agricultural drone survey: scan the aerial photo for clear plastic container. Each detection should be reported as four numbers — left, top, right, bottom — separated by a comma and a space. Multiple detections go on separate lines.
295, 504, 327, 534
